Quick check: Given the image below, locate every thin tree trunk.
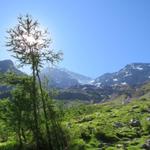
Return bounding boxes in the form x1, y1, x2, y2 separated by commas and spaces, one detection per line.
18, 111, 23, 149
36, 69, 53, 150
21, 128, 27, 143
48, 104, 64, 150
48, 95, 68, 150
32, 62, 40, 150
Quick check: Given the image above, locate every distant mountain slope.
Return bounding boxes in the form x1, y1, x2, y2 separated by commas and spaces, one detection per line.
61, 68, 92, 84
93, 63, 150, 88
0, 59, 23, 75
1, 60, 150, 102
0, 59, 25, 99
57, 63, 150, 102
40, 67, 92, 88
56, 84, 114, 102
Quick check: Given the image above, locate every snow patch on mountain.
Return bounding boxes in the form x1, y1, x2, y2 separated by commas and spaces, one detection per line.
93, 63, 150, 88
124, 71, 132, 77
95, 82, 101, 87
40, 67, 93, 88
136, 66, 143, 70
113, 78, 118, 82
121, 82, 127, 85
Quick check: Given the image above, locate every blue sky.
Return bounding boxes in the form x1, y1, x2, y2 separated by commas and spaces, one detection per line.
0, 0, 150, 78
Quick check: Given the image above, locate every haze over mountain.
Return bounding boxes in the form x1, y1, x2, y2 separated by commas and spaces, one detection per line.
40, 67, 92, 89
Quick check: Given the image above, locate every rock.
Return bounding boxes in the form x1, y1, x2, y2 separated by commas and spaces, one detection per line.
113, 122, 123, 128
141, 139, 150, 150
141, 108, 150, 113
117, 144, 122, 148
130, 119, 141, 127
123, 97, 131, 104
146, 117, 150, 121
132, 105, 139, 109
111, 113, 117, 117
66, 122, 72, 128
77, 116, 94, 123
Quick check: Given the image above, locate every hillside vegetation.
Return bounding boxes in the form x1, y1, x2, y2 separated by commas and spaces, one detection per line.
63, 98, 150, 150
0, 74, 150, 149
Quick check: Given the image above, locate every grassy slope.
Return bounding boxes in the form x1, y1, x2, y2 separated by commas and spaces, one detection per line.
64, 98, 150, 150
0, 97, 149, 149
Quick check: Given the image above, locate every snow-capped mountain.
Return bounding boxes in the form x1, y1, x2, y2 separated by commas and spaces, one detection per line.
93, 63, 150, 88
40, 67, 92, 88
61, 68, 92, 84
1, 60, 150, 102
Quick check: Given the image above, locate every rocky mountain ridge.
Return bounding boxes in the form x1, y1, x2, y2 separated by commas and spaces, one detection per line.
40, 67, 92, 88
93, 63, 150, 88
1, 60, 150, 102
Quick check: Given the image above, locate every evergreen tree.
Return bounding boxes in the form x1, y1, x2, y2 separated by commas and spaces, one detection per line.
6, 14, 68, 150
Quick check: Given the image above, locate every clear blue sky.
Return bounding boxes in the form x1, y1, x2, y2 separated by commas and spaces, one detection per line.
0, 0, 150, 78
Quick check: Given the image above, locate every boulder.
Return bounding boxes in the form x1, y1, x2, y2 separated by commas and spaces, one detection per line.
130, 119, 141, 127
146, 117, 150, 121
141, 139, 150, 150
113, 122, 123, 128
132, 105, 139, 109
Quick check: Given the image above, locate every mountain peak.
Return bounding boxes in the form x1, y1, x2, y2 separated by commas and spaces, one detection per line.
124, 62, 150, 68
94, 62, 150, 88
40, 67, 92, 88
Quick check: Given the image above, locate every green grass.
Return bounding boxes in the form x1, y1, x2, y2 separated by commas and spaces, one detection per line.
0, 97, 149, 149
0, 141, 18, 150
64, 98, 150, 149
